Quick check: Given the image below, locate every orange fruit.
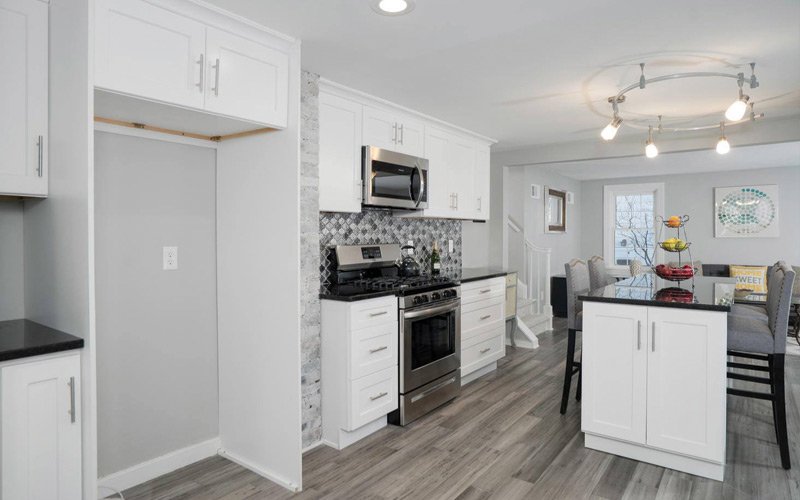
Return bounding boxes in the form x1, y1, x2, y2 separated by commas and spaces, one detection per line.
668, 216, 681, 227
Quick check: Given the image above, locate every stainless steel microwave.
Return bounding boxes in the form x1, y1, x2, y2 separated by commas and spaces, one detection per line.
362, 146, 428, 210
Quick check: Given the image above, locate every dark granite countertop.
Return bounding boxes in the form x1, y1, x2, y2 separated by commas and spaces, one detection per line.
0, 319, 84, 362
319, 286, 400, 302
455, 267, 513, 283
579, 274, 736, 312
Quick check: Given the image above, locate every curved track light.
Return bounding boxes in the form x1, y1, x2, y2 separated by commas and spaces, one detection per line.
601, 116, 623, 141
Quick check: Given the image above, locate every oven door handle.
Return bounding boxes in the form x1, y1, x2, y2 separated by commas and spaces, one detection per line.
402, 300, 459, 320
413, 163, 425, 208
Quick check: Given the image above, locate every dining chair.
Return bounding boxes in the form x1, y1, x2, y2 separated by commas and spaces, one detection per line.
588, 255, 613, 290
730, 261, 783, 320
726, 262, 796, 469
561, 259, 589, 415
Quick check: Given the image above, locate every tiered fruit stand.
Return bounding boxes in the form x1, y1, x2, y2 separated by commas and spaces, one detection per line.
652, 215, 696, 301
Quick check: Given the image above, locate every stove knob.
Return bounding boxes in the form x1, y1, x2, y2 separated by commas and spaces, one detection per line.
442, 290, 452, 298
431, 292, 441, 300
421, 294, 430, 303
413, 296, 423, 305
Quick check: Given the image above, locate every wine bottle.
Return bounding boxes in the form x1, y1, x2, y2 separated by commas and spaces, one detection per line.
431, 241, 441, 276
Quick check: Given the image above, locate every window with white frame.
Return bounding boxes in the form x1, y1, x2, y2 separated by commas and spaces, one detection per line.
603, 183, 665, 268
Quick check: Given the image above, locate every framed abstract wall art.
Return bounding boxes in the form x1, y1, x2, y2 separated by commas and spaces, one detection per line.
714, 185, 779, 238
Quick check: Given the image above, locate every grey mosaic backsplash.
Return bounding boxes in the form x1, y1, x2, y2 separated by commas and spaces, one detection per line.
320, 210, 462, 285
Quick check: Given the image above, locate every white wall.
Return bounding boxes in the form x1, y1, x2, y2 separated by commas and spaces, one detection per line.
94, 132, 219, 477
579, 166, 800, 266
0, 200, 24, 321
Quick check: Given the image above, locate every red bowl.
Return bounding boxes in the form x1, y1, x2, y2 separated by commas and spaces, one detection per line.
654, 266, 694, 282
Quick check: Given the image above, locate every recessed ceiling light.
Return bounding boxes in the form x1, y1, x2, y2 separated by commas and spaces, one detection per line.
370, 0, 415, 16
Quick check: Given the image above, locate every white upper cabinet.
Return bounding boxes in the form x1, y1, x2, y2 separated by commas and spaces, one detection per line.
449, 136, 476, 218
204, 27, 289, 127
362, 106, 425, 157
422, 127, 453, 216
95, 0, 290, 128
2, 354, 82, 500
474, 144, 491, 220
95, 0, 206, 109
0, 0, 48, 197
319, 92, 363, 213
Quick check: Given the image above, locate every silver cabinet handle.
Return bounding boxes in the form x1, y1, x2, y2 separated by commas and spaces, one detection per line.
455, 192, 459, 210
37, 135, 43, 177
480, 347, 491, 354
450, 193, 454, 209
651, 323, 656, 352
477, 196, 482, 211
369, 346, 388, 353
196, 54, 204, 92
637, 320, 641, 350
392, 123, 397, 143
355, 180, 362, 201
399, 124, 404, 145
480, 315, 492, 320
68, 376, 76, 423
370, 392, 388, 401
212, 58, 220, 96
369, 311, 388, 317
480, 289, 491, 294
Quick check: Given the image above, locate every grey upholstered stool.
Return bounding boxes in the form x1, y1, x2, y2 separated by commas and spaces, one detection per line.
727, 262, 796, 469
729, 261, 783, 321
561, 259, 590, 415
588, 255, 614, 290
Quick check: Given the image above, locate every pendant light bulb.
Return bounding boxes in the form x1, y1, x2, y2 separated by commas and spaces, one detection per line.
601, 116, 623, 141
378, 0, 408, 12
725, 84, 749, 121
716, 122, 730, 154
645, 126, 658, 158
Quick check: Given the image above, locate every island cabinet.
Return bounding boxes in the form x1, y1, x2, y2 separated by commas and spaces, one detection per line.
581, 302, 727, 480
460, 277, 506, 384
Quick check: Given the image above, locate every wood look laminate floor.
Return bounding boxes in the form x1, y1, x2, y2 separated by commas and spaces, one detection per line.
122, 318, 800, 500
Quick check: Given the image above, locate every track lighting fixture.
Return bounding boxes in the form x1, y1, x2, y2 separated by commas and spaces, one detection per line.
716, 122, 730, 154
725, 80, 750, 121
601, 116, 622, 141
645, 126, 658, 158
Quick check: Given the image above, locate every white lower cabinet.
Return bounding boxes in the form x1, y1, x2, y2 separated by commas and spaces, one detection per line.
460, 277, 506, 382
322, 296, 399, 449
2, 353, 82, 500
582, 302, 727, 480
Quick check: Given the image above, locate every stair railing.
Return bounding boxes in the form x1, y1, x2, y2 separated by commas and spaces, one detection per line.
507, 215, 551, 316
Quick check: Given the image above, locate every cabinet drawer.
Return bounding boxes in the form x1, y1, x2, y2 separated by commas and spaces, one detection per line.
348, 366, 398, 430
462, 300, 504, 341
349, 322, 397, 380
461, 278, 505, 305
462, 325, 505, 350
349, 296, 397, 330
461, 333, 505, 376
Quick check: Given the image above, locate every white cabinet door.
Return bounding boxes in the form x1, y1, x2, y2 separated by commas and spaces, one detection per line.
0, 0, 47, 197
646, 308, 727, 462
582, 302, 648, 445
204, 27, 289, 127
362, 106, 398, 151
422, 127, 452, 216
319, 92, 363, 213
474, 144, 491, 220
395, 117, 424, 157
95, 0, 206, 110
450, 137, 476, 218
2, 354, 82, 500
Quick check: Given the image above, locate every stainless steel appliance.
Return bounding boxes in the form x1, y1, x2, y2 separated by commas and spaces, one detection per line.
362, 146, 428, 210
325, 244, 460, 426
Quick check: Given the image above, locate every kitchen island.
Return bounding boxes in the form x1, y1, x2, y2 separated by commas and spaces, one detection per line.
579, 274, 736, 481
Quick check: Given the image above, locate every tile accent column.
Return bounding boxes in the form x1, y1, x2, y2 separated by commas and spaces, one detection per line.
300, 71, 322, 448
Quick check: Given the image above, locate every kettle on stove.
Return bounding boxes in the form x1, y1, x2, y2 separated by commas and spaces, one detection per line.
396, 245, 422, 277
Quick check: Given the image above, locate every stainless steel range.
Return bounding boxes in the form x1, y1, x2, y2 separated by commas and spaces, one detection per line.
327, 243, 461, 426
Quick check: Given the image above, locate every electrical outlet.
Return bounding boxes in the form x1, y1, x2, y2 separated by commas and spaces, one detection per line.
448, 240, 454, 253
407, 240, 414, 255
163, 246, 178, 270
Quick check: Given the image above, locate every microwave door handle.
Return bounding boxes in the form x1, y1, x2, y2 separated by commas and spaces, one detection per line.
413, 164, 424, 208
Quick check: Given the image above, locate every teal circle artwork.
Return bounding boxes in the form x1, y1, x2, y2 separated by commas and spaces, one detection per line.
717, 188, 776, 235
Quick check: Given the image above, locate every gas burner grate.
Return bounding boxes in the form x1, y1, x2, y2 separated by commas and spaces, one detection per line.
348, 276, 455, 291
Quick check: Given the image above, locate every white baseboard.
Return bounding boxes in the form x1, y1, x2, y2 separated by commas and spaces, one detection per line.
217, 449, 300, 493
98, 437, 220, 496
461, 362, 497, 385
302, 440, 324, 454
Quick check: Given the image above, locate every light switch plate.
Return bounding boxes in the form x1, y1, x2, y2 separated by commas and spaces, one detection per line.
163, 246, 178, 270
448, 240, 454, 253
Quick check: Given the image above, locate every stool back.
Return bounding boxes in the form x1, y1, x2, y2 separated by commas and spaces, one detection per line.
565, 259, 590, 331
767, 262, 796, 354
588, 256, 611, 290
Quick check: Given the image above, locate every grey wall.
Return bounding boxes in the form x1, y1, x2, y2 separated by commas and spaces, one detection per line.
95, 132, 218, 477
579, 166, 800, 266
521, 167, 582, 276
0, 200, 24, 321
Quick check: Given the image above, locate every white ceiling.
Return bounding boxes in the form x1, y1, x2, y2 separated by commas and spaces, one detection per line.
537, 141, 800, 180
205, 0, 800, 150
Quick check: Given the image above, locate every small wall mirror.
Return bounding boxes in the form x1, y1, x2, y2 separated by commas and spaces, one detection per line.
545, 187, 567, 233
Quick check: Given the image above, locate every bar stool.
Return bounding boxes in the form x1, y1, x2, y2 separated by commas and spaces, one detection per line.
727, 262, 796, 469
561, 259, 589, 414
588, 255, 613, 290
730, 261, 782, 321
